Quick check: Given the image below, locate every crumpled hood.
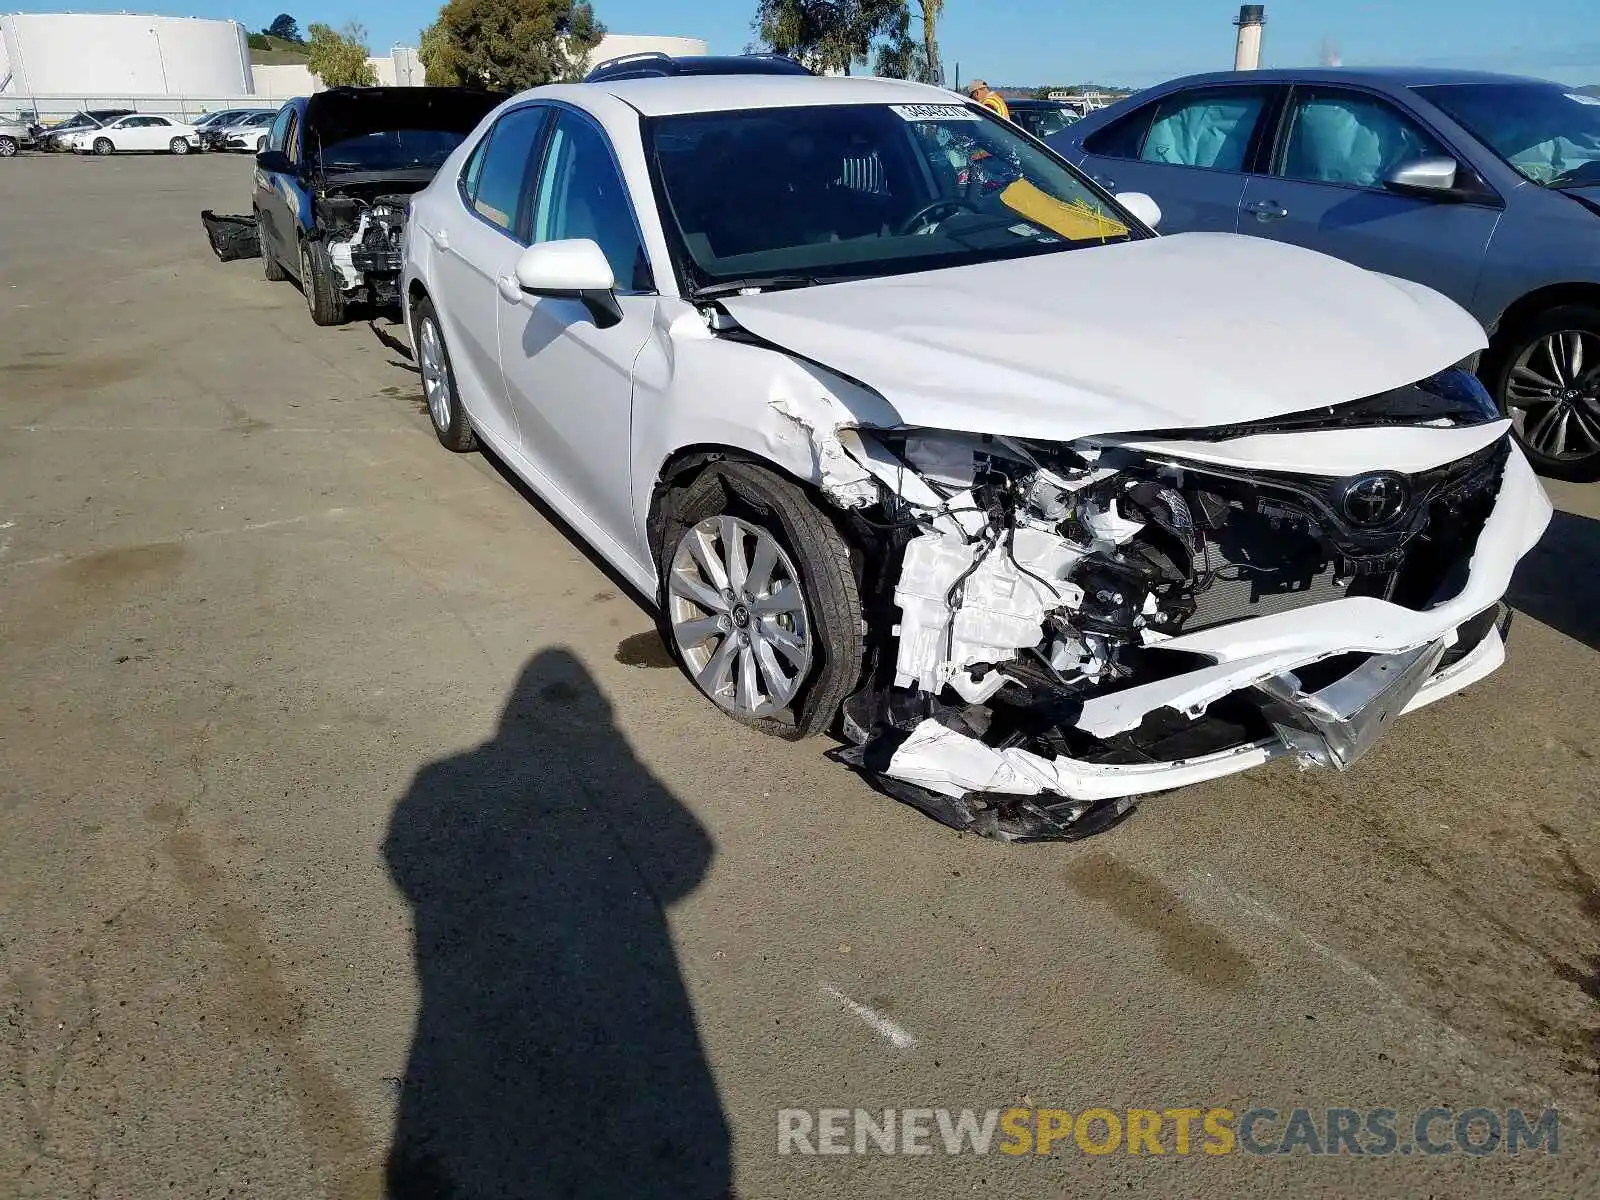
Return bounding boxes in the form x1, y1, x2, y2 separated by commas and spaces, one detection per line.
720, 232, 1488, 441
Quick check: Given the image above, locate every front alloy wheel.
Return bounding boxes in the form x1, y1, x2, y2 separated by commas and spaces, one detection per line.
93, 138, 113, 156
669, 515, 814, 719
1499, 309, 1600, 480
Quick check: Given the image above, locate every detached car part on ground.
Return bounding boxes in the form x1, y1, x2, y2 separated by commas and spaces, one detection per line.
399, 76, 1553, 842
254, 87, 506, 326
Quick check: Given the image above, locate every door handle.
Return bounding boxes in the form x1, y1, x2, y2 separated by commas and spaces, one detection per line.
496, 275, 525, 304
1246, 199, 1289, 221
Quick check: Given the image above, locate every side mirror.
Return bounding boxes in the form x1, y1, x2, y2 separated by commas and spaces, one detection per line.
513, 239, 622, 328
1383, 156, 1459, 197
1116, 191, 1162, 230
256, 148, 293, 175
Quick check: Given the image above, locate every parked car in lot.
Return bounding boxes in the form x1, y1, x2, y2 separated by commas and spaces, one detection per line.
1054, 69, 1600, 480
62, 113, 200, 156
1005, 98, 1081, 140
399, 74, 1551, 840
38, 108, 135, 151
195, 108, 276, 150
206, 110, 279, 153
254, 87, 507, 324
0, 113, 35, 156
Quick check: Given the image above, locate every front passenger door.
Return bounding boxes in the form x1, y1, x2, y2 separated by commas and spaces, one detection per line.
500, 108, 657, 554
1237, 87, 1501, 307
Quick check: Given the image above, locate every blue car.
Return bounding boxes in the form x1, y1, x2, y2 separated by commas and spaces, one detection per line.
1053, 69, 1600, 479
254, 87, 504, 326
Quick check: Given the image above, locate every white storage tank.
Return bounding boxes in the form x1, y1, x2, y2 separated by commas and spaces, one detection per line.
0, 13, 253, 95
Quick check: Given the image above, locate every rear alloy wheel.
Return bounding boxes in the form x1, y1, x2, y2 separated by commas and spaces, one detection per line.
0, 136, 17, 158
258, 214, 287, 281
658, 462, 863, 739
413, 297, 476, 452
299, 238, 346, 327
1495, 305, 1600, 481
93, 138, 113, 156
169, 137, 189, 155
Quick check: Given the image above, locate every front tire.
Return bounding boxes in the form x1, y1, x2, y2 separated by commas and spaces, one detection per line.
93, 138, 113, 156
299, 238, 346, 327
412, 297, 476, 452
0, 136, 17, 158
1491, 304, 1600, 482
656, 462, 863, 740
169, 137, 189, 155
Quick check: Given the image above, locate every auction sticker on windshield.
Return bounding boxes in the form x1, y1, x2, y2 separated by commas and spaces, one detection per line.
891, 104, 982, 122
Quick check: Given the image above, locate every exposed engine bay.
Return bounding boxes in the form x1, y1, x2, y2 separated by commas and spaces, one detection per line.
791, 371, 1527, 842
315, 186, 417, 307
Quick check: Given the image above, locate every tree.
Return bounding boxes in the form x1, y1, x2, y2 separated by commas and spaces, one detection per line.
265, 13, 302, 43
915, 0, 942, 86
419, 0, 606, 91
306, 22, 377, 88
752, 0, 907, 76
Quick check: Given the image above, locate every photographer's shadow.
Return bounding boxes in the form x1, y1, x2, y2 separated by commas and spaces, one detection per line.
383, 649, 729, 1198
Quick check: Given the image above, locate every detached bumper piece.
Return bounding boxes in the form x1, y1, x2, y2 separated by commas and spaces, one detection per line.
199, 211, 261, 262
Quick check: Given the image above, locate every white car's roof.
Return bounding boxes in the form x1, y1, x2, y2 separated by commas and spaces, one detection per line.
539, 74, 964, 118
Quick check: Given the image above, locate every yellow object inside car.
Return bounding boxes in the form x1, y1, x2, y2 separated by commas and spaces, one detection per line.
999, 179, 1130, 243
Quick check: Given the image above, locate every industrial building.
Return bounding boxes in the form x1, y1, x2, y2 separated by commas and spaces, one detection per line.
0, 12, 252, 95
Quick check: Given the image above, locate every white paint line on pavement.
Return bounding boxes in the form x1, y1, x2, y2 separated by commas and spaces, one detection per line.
820, 984, 918, 1051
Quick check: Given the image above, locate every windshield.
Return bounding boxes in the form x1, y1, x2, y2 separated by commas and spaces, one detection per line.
1420, 82, 1600, 187
647, 102, 1136, 293
319, 128, 472, 172
1012, 104, 1080, 139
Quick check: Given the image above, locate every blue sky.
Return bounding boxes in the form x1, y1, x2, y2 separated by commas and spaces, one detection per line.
15, 1, 1600, 85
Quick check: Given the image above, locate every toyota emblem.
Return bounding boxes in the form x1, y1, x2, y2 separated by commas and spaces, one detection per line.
1339, 473, 1410, 527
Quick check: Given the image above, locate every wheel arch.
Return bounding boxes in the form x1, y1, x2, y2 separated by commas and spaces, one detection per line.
1488, 283, 1600, 351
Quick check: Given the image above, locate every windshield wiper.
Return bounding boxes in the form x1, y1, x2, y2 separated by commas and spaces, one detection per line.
690, 275, 823, 301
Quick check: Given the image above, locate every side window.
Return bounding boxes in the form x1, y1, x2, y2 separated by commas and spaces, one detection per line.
466, 106, 551, 236
147, 117, 172, 127
531, 112, 651, 292
460, 133, 491, 202
1140, 88, 1267, 171
1276, 89, 1447, 188
284, 111, 300, 162
267, 105, 294, 153
1083, 105, 1156, 160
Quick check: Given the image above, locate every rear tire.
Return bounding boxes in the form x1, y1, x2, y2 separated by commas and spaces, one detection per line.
655, 461, 863, 740
93, 138, 113, 156
0, 136, 17, 158
169, 137, 189, 155
258, 214, 287, 281
412, 297, 476, 452
299, 238, 346, 327
1489, 303, 1600, 482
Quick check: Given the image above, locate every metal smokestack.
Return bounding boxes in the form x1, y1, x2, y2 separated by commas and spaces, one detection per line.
1234, 4, 1266, 71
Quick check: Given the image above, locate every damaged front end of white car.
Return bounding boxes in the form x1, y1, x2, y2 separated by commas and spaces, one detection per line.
763, 374, 1550, 842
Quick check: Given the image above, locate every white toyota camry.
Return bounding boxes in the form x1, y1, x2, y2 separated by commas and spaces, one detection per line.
400, 74, 1552, 841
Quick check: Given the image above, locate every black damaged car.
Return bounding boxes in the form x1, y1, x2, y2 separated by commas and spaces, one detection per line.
254, 87, 505, 325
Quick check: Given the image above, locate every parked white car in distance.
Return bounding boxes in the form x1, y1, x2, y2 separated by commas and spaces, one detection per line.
213, 110, 278, 153
399, 74, 1553, 841
64, 114, 200, 155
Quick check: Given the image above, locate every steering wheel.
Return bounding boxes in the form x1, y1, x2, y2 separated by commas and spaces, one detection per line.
897, 197, 980, 235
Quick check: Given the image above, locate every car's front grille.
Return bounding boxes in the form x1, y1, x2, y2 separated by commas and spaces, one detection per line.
1174, 438, 1508, 633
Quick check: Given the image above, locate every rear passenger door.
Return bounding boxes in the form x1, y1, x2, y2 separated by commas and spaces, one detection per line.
431, 103, 553, 450
255, 105, 299, 263
1074, 84, 1278, 233
1237, 86, 1501, 307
